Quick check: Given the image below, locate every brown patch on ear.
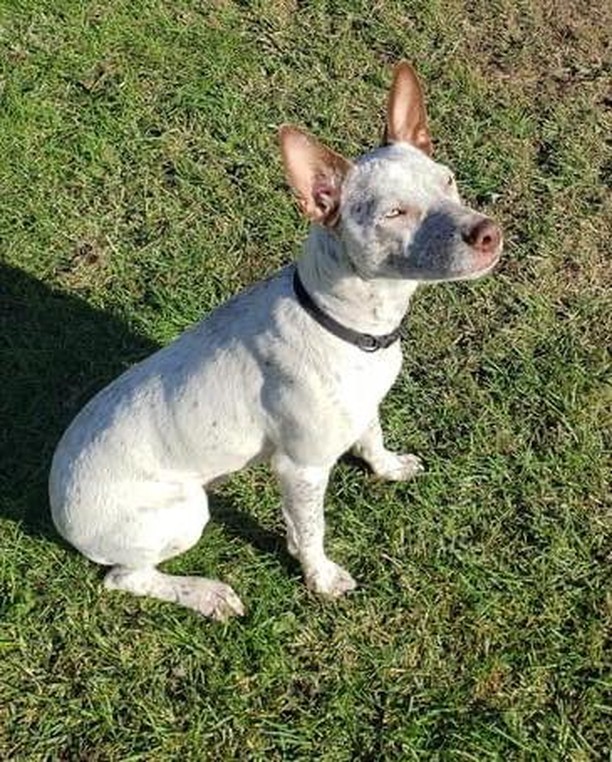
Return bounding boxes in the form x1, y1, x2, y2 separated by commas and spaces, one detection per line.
385, 61, 433, 156
279, 125, 352, 226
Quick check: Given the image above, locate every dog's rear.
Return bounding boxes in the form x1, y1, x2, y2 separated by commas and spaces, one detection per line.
50, 62, 502, 619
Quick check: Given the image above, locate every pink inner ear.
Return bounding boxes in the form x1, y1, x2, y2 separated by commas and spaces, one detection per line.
313, 180, 337, 213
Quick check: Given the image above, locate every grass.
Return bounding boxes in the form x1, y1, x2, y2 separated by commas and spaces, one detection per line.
1, 0, 610, 758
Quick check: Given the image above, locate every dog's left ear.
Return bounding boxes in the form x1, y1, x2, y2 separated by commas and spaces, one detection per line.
385, 61, 433, 156
279, 125, 352, 227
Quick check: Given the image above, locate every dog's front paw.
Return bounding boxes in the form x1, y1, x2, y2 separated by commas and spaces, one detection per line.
374, 452, 424, 482
306, 560, 357, 599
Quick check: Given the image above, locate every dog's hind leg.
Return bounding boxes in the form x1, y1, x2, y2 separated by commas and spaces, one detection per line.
99, 484, 244, 620
352, 414, 424, 482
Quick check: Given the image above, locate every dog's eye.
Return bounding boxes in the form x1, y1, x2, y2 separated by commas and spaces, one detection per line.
385, 207, 404, 219
446, 175, 455, 186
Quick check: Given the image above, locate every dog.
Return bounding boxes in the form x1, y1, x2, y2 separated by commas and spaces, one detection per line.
49, 62, 502, 620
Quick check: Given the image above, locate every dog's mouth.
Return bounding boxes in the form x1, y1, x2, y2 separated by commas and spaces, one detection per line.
423, 239, 502, 283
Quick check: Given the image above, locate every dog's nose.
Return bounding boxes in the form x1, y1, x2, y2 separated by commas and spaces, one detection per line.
462, 218, 502, 254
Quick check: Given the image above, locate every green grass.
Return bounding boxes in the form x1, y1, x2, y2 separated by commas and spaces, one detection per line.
1, 0, 610, 758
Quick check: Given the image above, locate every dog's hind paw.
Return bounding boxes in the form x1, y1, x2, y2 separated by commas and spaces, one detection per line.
374, 452, 424, 482
189, 580, 245, 621
104, 567, 245, 621
306, 560, 357, 599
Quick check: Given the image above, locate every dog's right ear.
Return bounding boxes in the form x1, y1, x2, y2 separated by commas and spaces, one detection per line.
279, 125, 352, 227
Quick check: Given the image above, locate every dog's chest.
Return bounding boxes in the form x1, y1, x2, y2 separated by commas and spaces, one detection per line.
331, 346, 401, 417
266, 332, 403, 459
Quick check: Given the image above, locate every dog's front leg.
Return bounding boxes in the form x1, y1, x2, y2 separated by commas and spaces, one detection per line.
352, 414, 424, 481
272, 452, 356, 598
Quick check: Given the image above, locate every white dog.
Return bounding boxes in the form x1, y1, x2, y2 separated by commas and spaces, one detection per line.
50, 62, 502, 619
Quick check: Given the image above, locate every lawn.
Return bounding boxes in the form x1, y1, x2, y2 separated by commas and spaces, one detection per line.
1, 0, 610, 759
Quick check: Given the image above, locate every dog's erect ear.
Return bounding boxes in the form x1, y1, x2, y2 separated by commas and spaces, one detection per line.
279, 125, 352, 227
385, 61, 432, 156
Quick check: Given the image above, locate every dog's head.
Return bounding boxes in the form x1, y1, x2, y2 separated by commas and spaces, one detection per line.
280, 62, 502, 283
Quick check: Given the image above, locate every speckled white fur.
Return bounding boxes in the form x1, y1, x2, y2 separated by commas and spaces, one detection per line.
49, 63, 502, 618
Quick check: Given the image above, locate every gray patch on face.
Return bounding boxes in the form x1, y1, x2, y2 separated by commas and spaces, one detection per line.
348, 196, 376, 227
384, 207, 477, 281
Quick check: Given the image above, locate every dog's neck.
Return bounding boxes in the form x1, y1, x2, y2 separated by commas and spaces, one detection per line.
296, 226, 419, 335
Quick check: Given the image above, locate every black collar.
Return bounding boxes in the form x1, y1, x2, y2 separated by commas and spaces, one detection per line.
292, 268, 403, 352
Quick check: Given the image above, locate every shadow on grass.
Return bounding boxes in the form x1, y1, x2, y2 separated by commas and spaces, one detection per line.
0, 264, 291, 570
210, 494, 298, 577
0, 263, 157, 540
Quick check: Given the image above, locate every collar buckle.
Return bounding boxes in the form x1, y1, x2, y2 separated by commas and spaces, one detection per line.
357, 334, 381, 352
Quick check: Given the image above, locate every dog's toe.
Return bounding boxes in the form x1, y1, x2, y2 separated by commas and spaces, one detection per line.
199, 582, 245, 621
376, 452, 424, 481
164, 576, 245, 620
306, 560, 357, 599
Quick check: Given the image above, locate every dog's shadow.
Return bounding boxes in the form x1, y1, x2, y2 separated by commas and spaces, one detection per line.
208, 493, 297, 575
0, 264, 157, 538
0, 264, 288, 563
